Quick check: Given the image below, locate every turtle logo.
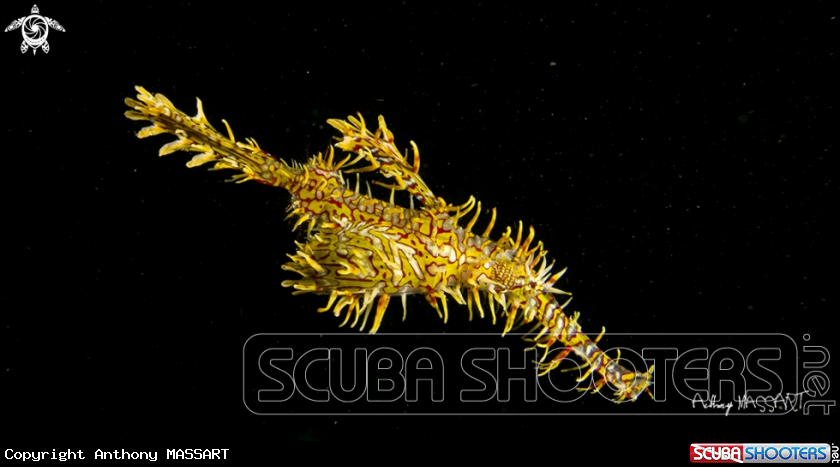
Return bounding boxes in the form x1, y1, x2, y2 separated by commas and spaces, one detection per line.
4, 5, 65, 55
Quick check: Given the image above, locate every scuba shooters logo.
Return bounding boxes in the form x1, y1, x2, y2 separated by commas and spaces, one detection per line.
690, 443, 832, 463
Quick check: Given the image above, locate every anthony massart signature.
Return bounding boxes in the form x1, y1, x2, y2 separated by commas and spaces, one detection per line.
691, 390, 814, 416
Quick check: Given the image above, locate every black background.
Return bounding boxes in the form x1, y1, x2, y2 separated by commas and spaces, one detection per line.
3, 0, 836, 456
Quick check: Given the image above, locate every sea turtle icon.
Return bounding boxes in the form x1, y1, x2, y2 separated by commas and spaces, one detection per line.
4, 5, 65, 54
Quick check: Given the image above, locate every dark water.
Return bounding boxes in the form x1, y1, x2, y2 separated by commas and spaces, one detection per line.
4, 1, 835, 455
